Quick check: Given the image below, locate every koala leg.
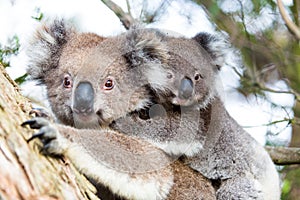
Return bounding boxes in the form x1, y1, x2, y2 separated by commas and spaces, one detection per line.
216, 176, 264, 200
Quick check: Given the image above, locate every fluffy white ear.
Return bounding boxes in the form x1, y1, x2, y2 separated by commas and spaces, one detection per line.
192, 32, 232, 70
124, 29, 169, 67
26, 19, 74, 83
124, 29, 172, 94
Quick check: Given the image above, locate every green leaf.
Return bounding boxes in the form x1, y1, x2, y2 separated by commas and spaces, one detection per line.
14, 73, 27, 85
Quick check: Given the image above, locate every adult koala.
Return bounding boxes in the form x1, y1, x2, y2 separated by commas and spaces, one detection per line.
23, 19, 216, 200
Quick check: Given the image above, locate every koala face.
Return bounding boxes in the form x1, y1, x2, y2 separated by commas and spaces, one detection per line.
27, 21, 165, 128
141, 33, 224, 108
27, 20, 106, 126
164, 37, 218, 108
54, 34, 110, 126
55, 38, 153, 128
69, 42, 153, 128
65, 31, 174, 128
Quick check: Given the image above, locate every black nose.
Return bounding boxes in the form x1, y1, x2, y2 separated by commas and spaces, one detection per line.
73, 81, 94, 114
178, 77, 193, 99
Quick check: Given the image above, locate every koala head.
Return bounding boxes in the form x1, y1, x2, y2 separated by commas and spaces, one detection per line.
128, 29, 230, 108
27, 20, 168, 128
27, 19, 104, 127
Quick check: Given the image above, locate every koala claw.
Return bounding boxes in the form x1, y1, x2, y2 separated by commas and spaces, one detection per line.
26, 131, 46, 143
22, 118, 65, 155
21, 117, 51, 129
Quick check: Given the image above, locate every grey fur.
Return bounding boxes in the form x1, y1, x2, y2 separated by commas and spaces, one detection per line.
26, 19, 216, 200
112, 29, 281, 199
27, 19, 280, 199
23, 117, 216, 200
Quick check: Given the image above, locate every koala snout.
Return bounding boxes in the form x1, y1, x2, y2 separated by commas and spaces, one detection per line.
73, 81, 94, 115
178, 77, 193, 99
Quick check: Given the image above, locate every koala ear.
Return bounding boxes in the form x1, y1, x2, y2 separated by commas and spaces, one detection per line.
26, 19, 74, 83
124, 29, 169, 67
193, 32, 230, 70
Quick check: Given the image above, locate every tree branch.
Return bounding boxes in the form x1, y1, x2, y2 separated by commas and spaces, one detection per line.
277, 0, 300, 40
100, 0, 135, 29
266, 146, 300, 165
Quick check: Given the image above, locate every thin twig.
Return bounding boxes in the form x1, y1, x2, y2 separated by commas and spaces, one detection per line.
229, 64, 243, 78
231, 64, 300, 102
259, 85, 295, 95
140, 0, 172, 24
126, 0, 132, 16
242, 118, 292, 128
277, 0, 300, 39
100, 0, 135, 29
258, 84, 300, 102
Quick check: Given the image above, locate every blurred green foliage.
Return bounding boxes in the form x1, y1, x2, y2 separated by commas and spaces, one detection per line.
0, 35, 20, 68
281, 179, 292, 199
281, 166, 300, 199
196, 0, 299, 95
0, 7, 43, 84
32, 7, 43, 21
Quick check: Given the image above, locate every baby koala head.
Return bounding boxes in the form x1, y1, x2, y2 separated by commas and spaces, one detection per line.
138, 30, 230, 108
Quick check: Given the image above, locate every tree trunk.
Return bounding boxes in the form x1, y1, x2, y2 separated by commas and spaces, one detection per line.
0, 64, 99, 200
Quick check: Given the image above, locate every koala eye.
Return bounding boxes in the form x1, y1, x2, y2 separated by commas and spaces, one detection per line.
167, 72, 173, 79
63, 74, 73, 88
194, 73, 203, 81
103, 78, 114, 90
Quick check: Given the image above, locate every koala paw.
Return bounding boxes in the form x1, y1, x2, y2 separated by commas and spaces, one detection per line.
22, 118, 68, 155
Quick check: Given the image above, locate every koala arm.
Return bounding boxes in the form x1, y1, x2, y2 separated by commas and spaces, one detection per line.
63, 130, 175, 200
23, 118, 174, 200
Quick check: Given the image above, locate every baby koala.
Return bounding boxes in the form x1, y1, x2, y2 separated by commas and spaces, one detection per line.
111, 29, 281, 199
24, 19, 216, 200
112, 29, 221, 155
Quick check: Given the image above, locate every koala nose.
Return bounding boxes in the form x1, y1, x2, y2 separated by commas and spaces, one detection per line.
178, 77, 193, 99
73, 81, 94, 114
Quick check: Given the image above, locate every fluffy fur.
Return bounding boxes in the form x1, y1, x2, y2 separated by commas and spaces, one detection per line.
112, 29, 281, 199
25, 19, 216, 200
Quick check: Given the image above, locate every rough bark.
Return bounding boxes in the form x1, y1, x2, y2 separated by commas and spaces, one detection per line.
0, 64, 99, 200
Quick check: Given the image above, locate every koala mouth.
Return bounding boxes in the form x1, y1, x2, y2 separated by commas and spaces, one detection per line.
72, 106, 113, 128
72, 108, 103, 129
95, 109, 112, 126
72, 109, 103, 129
